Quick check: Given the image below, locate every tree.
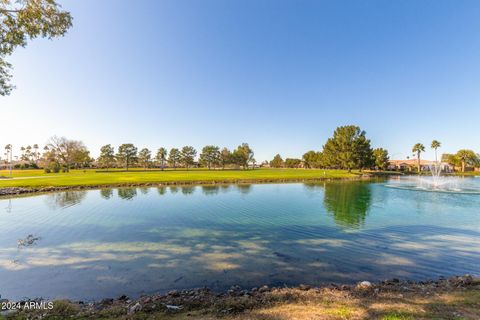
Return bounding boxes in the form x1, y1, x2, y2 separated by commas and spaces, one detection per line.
168, 148, 181, 170
138, 148, 152, 170
97, 144, 115, 170
199, 145, 220, 169
431, 140, 441, 163
455, 149, 478, 173
0, 0, 73, 95
155, 147, 167, 170
270, 154, 284, 168
285, 158, 302, 168
180, 146, 197, 170
412, 143, 425, 173
233, 143, 254, 169
47, 136, 90, 171
302, 151, 323, 168
373, 148, 389, 170
4, 144, 12, 176
322, 125, 373, 172
442, 153, 460, 171
116, 143, 137, 171
32, 144, 39, 162
220, 147, 232, 169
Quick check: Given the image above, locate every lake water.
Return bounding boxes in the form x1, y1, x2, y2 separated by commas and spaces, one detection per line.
0, 177, 479, 300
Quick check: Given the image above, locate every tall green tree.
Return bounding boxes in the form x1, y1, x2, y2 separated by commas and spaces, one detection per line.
372, 148, 389, 170
97, 144, 115, 170
412, 143, 425, 173
180, 146, 197, 170
285, 158, 301, 168
322, 125, 373, 172
116, 143, 137, 171
233, 143, 254, 169
199, 145, 220, 169
168, 148, 181, 170
455, 149, 478, 173
302, 150, 323, 168
220, 147, 232, 169
269, 154, 284, 168
155, 147, 167, 170
431, 140, 441, 162
0, 0, 73, 95
138, 148, 152, 170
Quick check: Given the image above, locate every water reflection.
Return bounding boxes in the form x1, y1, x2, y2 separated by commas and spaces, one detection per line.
157, 187, 167, 196
181, 186, 195, 195
100, 189, 113, 199
323, 182, 372, 228
46, 191, 87, 209
117, 188, 137, 200
237, 184, 252, 194
202, 185, 220, 195
139, 187, 150, 195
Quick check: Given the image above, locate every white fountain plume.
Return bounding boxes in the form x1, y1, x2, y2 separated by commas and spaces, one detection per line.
429, 160, 443, 187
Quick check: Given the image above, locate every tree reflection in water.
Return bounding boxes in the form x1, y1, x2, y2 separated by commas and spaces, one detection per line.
157, 187, 167, 196
117, 188, 137, 200
100, 189, 113, 199
202, 185, 220, 196
46, 191, 87, 209
323, 182, 372, 228
237, 184, 252, 195
139, 187, 150, 195
181, 186, 195, 195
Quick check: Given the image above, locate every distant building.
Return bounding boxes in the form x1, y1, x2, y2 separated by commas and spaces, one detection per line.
388, 159, 453, 172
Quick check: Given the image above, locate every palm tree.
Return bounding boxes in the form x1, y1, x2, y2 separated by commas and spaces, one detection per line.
156, 147, 167, 171
412, 143, 425, 173
431, 140, 441, 163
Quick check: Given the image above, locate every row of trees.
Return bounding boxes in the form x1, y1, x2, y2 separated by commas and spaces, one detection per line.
97, 143, 255, 170
269, 155, 302, 168
270, 126, 389, 171
411, 140, 480, 173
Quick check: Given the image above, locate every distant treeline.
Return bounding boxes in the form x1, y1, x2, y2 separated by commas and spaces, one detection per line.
4, 125, 478, 173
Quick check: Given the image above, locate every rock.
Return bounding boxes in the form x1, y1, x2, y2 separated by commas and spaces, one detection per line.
165, 304, 183, 311
128, 302, 142, 314
298, 284, 311, 291
118, 295, 128, 301
356, 281, 373, 290
168, 290, 179, 297
259, 285, 270, 293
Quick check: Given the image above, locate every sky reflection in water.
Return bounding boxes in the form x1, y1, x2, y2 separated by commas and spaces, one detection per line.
0, 178, 479, 300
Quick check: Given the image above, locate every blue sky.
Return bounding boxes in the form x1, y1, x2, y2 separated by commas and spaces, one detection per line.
2, 0, 480, 161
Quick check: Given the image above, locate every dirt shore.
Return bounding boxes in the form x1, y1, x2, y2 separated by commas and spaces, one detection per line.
2, 275, 479, 320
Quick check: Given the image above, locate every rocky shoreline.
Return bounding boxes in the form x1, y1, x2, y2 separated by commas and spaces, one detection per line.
2, 275, 479, 319
0, 175, 377, 197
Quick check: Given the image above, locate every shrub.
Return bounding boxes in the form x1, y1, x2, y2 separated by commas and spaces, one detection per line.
44, 168, 51, 173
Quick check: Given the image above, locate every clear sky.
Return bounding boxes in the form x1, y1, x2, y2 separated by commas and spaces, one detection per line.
2, 0, 480, 161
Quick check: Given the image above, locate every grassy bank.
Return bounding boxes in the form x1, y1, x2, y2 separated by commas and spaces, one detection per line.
3, 276, 479, 320
0, 168, 362, 189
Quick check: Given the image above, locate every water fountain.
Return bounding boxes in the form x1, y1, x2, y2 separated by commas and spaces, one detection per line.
385, 161, 480, 194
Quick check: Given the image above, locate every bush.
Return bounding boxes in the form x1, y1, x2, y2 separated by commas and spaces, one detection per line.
44, 168, 51, 173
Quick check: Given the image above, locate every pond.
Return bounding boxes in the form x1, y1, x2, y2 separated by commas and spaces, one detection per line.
0, 177, 479, 300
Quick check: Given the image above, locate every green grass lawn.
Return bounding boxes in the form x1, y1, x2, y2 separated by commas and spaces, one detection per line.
0, 168, 360, 188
